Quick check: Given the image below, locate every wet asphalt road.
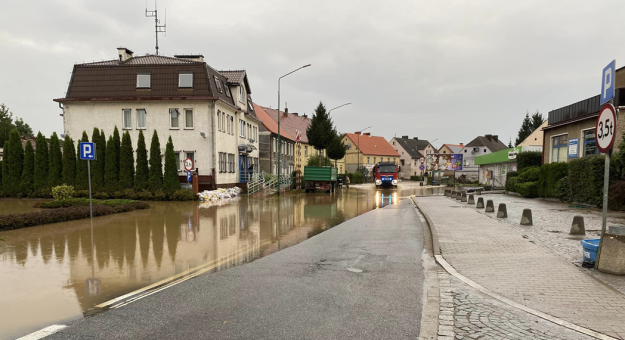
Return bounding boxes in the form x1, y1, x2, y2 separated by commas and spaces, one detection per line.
47, 199, 424, 340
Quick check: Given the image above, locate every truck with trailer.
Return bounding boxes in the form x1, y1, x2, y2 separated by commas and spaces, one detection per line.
303, 166, 338, 193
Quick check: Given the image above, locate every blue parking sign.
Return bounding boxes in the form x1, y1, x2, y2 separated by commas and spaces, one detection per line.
601, 60, 616, 105
80, 142, 96, 160
186, 171, 192, 182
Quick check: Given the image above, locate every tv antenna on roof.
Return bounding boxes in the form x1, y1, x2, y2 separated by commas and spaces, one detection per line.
145, 0, 166, 55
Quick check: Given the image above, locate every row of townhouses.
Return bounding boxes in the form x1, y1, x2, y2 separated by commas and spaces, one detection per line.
54, 47, 320, 190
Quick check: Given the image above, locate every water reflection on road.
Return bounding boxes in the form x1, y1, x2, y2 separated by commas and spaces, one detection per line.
0, 184, 442, 339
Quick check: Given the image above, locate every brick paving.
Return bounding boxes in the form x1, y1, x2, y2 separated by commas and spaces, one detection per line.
438, 270, 595, 340
414, 196, 625, 340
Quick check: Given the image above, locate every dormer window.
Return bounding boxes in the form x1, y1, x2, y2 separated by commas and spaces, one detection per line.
178, 72, 193, 88
215, 76, 223, 93
137, 73, 151, 89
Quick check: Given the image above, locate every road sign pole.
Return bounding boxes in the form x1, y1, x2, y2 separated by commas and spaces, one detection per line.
596, 107, 618, 269
87, 159, 93, 219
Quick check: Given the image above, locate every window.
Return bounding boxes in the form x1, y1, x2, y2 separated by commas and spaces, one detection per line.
225, 85, 231, 97
247, 123, 251, 140
388, 157, 390, 162
367, 157, 370, 164
137, 74, 150, 88
185, 109, 193, 128
239, 86, 244, 103
483, 149, 487, 152
170, 109, 179, 129
175, 152, 180, 171
464, 149, 467, 153
273, 138, 277, 153
551, 134, 568, 163
254, 126, 258, 141
229, 154, 235, 173
217, 111, 221, 131
122, 109, 132, 129
186, 152, 194, 169
178, 72, 193, 88
374, 157, 376, 164
305, 146, 308, 156
215, 76, 223, 93
230, 116, 234, 134
137, 109, 146, 129
219, 152, 226, 172
582, 129, 597, 156
240, 120, 246, 137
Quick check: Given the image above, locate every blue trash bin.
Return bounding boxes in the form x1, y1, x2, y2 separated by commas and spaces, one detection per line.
580, 239, 600, 265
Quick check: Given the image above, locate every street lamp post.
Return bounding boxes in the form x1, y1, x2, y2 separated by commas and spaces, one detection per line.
356, 126, 371, 174
328, 102, 351, 116
277, 64, 311, 196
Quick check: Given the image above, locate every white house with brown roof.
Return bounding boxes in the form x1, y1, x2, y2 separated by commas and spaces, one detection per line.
54, 47, 260, 189
457, 134, 508, 181
390, 136, 436, 178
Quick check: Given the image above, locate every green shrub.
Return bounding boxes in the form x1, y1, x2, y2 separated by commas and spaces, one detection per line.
172, 189, 199, 201
517, 151, 542, 172
517, 166, 540, 183
94, 192, 110, 199
52, 185, 75, 200
306, 154, 333, 167
73, 190, 89, 198
0, 202, 150, 231
556, 176, 571, 202
505, 177, 517, 192
346, 172, 364, 184
136, 189, 153, 200
410, 175, 424, 181
153, 190, 167, 201
37, 198, 137, 209
515, 181, 538, 198
506, 171, 518, 179
567, 156, 618, 206
608, 181, 625, 211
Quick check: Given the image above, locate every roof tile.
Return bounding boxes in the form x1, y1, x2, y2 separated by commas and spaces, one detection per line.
345, 133, 399, 157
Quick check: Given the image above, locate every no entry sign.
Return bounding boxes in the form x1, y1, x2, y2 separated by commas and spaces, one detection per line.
596, 104, 617, 153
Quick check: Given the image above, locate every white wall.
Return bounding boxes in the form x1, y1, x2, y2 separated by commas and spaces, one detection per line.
63, 101, 213, 176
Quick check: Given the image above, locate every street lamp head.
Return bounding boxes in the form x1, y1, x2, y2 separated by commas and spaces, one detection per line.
303, 64, 311, 68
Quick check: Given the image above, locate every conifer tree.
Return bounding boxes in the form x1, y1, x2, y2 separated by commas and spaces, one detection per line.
306, 102, 335, 156
119, 131, 134, 189
34, 132, 49, 192
91, 128, 104, 191
163, 136, 179, 197
20, 140, 35, 195
326, 133, 346, 167
113, 126, 121, 179
4, 129, 24, 196
75, 131, 89, 190
134, 130, 149, 190
0, 156, 4, 194
104, 135, 118, 192
1, 141, 9, 194
148, 130, 163, 191
48, 132, 63, 187
62, 135, 76, 186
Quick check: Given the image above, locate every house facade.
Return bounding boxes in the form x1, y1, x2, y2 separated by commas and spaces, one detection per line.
338, 132, 399, 174
54, 47, 260, 189
458, 135, 508, 181
475, 145, 542, 187
438, 143, 464, 155
253, 104, 295, 175
390, 136, 435, 178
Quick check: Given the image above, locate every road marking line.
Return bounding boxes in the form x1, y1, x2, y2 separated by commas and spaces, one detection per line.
16, 325, 66, 340
97, 257, 231, 309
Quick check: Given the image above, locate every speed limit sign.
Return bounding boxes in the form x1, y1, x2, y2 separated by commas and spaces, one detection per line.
596, 104, 617, 153
184, 158, 194, 171
419, 157, 425, 164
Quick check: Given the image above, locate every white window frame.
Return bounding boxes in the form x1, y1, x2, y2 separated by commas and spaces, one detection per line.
217, 111, 221, 131
230, 116, 234, 135
122, 109, 132, 129
137, 73, 151, 89
184, 109, 194, 129
136, 109, 147, 129
239, 119, 246, 138
170, 108, 180, 129
175, 152, 180, 171
239, 86, 244, 103
215, 76, 223, 93
178, 72, 193, 88
550, 133, 568, 163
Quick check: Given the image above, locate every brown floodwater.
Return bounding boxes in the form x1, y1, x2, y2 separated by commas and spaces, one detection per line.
0, 184, 442, 339
0, 199, 51, 215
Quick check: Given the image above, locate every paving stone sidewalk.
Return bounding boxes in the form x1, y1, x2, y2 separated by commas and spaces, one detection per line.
437, 270, 596, 340
414, 196, 625, 340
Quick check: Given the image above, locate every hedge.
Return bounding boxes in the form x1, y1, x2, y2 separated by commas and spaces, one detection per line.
515, 181, 538, 198
36, 198, 138, 209
505, 177, 517, 192
537, 162, 569, 198
0, 202, 150, 231
568, 156, 617, 206
347, 172, 364, 184
410, 175, 424, 181
608, 181, 625, 211
516, 151, 542, 172
517, 166, 540, 183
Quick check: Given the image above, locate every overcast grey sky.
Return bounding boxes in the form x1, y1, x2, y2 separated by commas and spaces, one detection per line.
1, 0, 624, 148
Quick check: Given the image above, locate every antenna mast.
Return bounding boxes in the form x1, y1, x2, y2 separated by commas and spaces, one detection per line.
145, 0, 166, 55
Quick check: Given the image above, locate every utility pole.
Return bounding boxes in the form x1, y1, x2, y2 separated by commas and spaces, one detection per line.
145, 1, 167, 55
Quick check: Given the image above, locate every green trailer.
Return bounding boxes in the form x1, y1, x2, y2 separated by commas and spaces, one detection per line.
304, 166, 338, 193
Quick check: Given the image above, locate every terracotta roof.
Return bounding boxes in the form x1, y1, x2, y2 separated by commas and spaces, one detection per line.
392, 137, 431, 159
253, 103, 294, 141
260, 106, 311, 143
345, 133, 399, 157
440, 144, 464, 153
464, 135, 508, 152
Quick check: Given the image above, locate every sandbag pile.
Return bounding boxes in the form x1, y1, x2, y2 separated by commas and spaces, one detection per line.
198, 187, 242, 203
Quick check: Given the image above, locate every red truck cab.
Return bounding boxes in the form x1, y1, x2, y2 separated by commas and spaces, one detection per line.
373, 162, 399, 188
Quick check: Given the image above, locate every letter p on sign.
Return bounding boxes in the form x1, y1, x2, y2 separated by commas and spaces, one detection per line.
601, 60, 616, 105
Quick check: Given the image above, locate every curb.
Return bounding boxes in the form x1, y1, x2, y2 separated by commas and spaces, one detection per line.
411, 196, 619, 340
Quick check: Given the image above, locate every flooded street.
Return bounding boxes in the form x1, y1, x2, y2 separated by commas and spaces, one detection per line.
0, 184, 442, 339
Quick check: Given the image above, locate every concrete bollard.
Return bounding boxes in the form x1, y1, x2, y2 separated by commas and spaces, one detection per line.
456, 191, 463, 200
476, 189, 482, 195
570, 216, 586, 235
476, 197, 484, 209
445, 190, 450, 197
468, 194, 475, 204
520, 209, 533, 225
451, 191, 456, 198
497, 203, 507, 218
461, 193, 467, 202
485, 200, 495, 212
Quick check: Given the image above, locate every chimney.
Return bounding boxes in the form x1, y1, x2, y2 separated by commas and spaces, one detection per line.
303, 114, 307, 118
459, 143, 463, 146
292, 112, 298, 116
284, 107, 289, 115
413, 137, 419, 140
174, 54, 205, 62
117, 47, 134, 62
364, 132, 371, 136
485, 134, 492, 141
492, 135, 499, 142
354, 131, 361, 135
402, 135, 408, 139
